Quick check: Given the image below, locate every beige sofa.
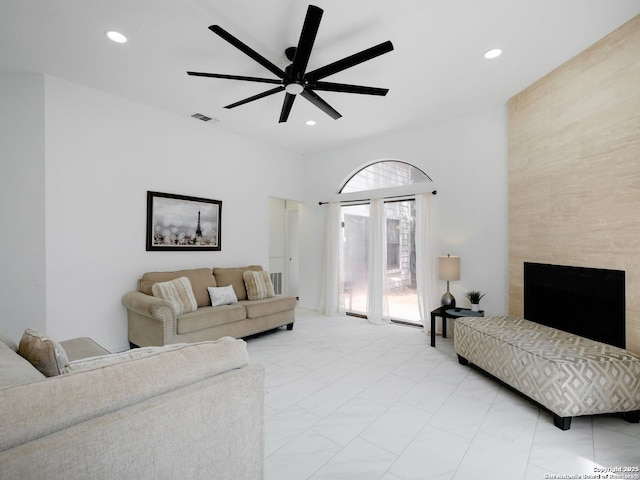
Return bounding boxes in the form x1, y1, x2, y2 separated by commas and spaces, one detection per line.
0, 332, 264, 480
122, 265, 296, 347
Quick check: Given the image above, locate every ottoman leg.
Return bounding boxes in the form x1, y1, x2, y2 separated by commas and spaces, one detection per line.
623, 411, 640, 424
553, 414, 572, 430
457, 355, 469, 366
286, 323, 294, 331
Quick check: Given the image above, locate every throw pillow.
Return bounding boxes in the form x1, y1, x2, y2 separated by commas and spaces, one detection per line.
63, 337, 246, 375
151, 276, 198, 315
18, 328, 69, 377
63, 343, 188, 374
212, 266, 263, 301
243, 270, 275, 301
207, 285, 238, 306
140, 268, 216, 308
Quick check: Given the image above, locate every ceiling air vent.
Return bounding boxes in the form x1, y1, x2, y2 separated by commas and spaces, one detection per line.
191, 113, 213, 122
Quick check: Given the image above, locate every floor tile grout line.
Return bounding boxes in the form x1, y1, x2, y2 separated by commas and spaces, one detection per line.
522, 410, 545, 479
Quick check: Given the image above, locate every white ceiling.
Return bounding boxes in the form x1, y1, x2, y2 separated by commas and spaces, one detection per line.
2, 1, 639, 156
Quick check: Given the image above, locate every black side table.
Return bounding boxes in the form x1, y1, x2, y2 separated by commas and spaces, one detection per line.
430, 306, 484, 347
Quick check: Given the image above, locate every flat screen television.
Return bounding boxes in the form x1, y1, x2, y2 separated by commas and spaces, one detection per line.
523, 262, 625, 348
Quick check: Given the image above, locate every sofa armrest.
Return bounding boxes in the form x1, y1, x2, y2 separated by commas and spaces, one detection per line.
122, 291, 177, 346
122, 291, 176, 320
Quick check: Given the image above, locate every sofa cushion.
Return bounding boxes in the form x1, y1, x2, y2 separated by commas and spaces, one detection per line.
17, 328, 69, 377
241, 296, 298, 319
243, 270, 275, 300
140, 268, 217, 307
213, 266, 262, 301
152, 276, 198, 315
0, 340, 45, 388
59, 337, 111, 362
177, 304, 247, 335
208, 285, 238, 307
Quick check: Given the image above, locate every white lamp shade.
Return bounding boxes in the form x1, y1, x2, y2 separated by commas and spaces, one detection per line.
438, 255, 460, 281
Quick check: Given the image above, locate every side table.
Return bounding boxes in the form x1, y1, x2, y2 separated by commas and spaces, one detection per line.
430, 306, 484, 347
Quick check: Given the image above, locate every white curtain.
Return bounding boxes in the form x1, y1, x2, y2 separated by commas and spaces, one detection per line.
366, 199, 390, 324
415, 193, 438, 334
320, 202, 341, 316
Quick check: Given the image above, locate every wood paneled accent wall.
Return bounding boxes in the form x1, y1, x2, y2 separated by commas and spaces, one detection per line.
508, 15, 640, 355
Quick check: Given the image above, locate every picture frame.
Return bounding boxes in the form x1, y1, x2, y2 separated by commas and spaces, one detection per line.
146, 191, 222, 251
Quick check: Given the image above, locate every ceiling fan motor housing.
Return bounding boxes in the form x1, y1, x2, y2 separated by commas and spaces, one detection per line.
285, 46, 297, 62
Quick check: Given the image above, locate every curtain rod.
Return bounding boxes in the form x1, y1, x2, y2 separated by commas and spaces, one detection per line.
319, 190, 437, 206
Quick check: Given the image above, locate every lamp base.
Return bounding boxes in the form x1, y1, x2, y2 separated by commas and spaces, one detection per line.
441, 292, 456, 308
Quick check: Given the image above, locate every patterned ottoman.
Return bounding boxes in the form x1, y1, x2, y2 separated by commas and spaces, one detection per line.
454, 315, 640, 430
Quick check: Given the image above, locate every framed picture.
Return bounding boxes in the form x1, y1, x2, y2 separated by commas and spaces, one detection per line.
146, 191, 222, 251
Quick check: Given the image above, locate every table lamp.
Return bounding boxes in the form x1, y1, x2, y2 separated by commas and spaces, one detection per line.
438, 254, 460, 308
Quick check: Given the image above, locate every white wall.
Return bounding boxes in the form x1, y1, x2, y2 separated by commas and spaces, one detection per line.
0, 74, 47, 342
1, 72, 507, 348
40, 76, 304, 351
298, 106, 509, 317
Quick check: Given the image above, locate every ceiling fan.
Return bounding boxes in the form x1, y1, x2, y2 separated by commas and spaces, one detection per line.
187, 4, 394, 123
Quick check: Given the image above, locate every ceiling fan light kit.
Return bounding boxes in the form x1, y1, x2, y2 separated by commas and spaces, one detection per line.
187, 4, 393, 123
285, 83, 304, 95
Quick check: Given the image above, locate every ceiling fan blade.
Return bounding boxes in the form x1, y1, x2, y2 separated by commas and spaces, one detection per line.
279, 93, 296, 123
187, 71, 282, 85
290, 5, 323, 79
224, 86, 284, 109
310, 81, 389, 96
209, 25, 287, 80
305, 41, 394, 81
300, 89, 342, 120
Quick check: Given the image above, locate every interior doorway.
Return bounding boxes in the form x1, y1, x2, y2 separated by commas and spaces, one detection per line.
268, 197, 299, 297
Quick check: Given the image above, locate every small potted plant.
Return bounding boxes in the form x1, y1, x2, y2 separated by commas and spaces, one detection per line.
465, 291, 485, 312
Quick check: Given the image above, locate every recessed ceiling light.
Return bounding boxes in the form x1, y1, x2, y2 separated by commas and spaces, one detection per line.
484, 48, 502, 59
305, 120, 316, 126
106, 31, 127, 44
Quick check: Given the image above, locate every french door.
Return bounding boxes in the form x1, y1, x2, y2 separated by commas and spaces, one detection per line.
339, 201, 420, 323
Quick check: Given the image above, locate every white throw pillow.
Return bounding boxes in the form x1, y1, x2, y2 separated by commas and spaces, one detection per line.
63, 337, 240, 374
63, 343, 185, 374
207, 285, 238, 306
151, 276, 198, 315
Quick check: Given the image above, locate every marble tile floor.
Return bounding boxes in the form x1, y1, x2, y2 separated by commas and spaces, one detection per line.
245, 309, 640, 480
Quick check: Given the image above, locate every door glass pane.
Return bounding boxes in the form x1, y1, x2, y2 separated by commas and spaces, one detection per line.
384, 201, 420, 323
339, 205, 369, 315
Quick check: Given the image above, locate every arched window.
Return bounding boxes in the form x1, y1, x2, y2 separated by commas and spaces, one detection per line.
340, 160, 432, 194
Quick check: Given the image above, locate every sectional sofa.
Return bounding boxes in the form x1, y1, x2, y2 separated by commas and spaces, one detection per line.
0, 331, 264, 479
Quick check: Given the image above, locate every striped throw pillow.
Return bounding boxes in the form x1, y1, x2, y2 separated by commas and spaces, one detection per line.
243, 270, 275, 301
151, 276, 198, 315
